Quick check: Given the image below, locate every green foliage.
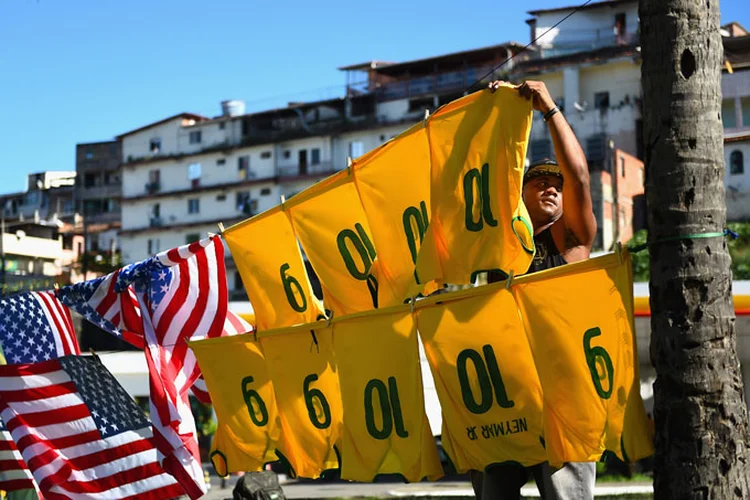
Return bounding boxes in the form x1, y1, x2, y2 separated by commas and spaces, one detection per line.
625, 223, 750, 281
190, 398, 217, 437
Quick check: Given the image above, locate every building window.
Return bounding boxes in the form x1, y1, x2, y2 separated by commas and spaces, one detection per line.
85, 150, 94, 160
730, 150, 744, 175
349, 141, 364, 159
236, 191, 250, 213
152, 203, 160, 218
149, 138, 161, 154
238, 156, 250, 179
188, 162, 202, 180
311, 148, 321, 165
620, 157, 626, 177
379, 135, 386, 142
147, 238, 160, 255
185, 233, 200, 244
260, 151, 272, 159
219, 122, 226, 130
84, 173, 97, 188
594, 92, 610, 111
723, 99, 737, 128
741, 97, 750, 127
189, 130, 202, 144
283, 150, 291, 159
217, 158, 226, 166
217, 193, 227, 201
147, 169, 160, 193
188, 198, 200, 214
260, 187, 272, 196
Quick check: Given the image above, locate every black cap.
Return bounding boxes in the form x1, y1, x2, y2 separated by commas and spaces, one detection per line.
523, 159, 563, 186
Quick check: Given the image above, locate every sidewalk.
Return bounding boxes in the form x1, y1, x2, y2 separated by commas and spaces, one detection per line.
200, 477, 654, 499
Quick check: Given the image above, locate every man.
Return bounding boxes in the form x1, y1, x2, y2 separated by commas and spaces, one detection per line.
476, 80, 598, 499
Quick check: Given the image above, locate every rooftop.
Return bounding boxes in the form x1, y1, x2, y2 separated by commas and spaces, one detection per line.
527, 0, 635, 16
116, 113, 208, 139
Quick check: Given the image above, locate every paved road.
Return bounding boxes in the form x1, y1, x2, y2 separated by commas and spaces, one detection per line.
199, 476, 654, 499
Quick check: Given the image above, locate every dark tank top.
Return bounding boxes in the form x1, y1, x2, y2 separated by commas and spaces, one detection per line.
487, 227, 567, 283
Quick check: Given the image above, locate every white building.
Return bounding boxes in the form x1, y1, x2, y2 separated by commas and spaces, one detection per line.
722, 24, 750, 220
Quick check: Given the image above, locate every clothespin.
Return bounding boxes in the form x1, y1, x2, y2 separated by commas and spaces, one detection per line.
424, 109, 430, 122
346, 156, 353, 175
280, 194, 286, 210
505, 270, 515, 290
615, 242, 623, 265
310, 330, 320, 353
217, 222, 225, 235
326, 310, 334, 328
89, 348, 100, 363
409, 296, 416, 314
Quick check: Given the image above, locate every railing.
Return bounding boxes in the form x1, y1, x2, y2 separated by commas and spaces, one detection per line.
145, 181, 161, 194
376, 64, 504, 100
277, 162, 337, 178
149, 217, 163, 228
528, 32, 640, 60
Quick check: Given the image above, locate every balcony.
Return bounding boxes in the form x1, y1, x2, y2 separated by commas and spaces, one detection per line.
2, 233, 62, 260
278, 162, 338, 179
527, 32, 640, 60
376, 64, 502, 100
149, 217, 163, 228
145, 181, 161, 194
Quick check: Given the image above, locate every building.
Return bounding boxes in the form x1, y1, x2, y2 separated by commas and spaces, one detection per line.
117, 45, 527, 297
722, 24, 750, 221
75, 140, 122, 255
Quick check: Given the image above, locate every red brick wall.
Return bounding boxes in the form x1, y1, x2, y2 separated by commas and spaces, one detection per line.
613, 149, 645, 243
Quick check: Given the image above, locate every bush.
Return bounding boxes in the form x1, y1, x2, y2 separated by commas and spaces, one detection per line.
625, 222, 750, 282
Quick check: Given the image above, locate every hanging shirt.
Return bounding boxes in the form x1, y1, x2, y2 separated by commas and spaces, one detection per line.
259, 326, 343, 479
417, 286, 546, 472
332, 310, 443, 482
512, 251, 654, 465
416, 85, 535, 286
224, 210, 324, 330
189, 336, 281, 476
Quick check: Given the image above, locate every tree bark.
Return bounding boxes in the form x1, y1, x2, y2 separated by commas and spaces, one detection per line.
640, 0, 750, 498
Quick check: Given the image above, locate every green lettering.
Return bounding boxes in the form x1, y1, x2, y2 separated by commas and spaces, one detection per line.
303, 374, 332, 429
241, 376, 269, 426
280, 263, 307, 313
364, 377, 408, 440
583, 327, 614, 399
480, 163, 498, 227
457, 348, 493, 414
463, 169, 483, 232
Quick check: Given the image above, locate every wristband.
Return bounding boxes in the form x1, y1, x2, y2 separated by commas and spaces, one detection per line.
543, 106, 561, 122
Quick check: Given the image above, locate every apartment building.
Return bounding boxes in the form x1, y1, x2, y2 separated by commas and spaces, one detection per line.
75, 140, 122, 254
722, 23, 750, 220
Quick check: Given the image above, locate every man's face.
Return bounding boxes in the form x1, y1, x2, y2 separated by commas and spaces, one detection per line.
522, 174, 563, 226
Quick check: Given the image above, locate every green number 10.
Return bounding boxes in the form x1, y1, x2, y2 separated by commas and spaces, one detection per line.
337, 223, 378, 308
364, 377, 409, 440
457, 345, 514, 414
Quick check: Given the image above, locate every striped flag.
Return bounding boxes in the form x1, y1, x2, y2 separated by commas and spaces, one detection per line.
1, 415, 37, 495
0, 355, 185, 499
107, 235, 233, 499
0, 290, 82, 497
58, 254, 252, 405
0, 291, 80, 364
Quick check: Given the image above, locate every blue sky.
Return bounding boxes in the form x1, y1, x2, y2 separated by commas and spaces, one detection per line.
1, 0, 748, 194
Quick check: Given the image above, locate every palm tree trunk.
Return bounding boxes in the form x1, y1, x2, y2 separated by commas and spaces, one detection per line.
640, 0, 750, 497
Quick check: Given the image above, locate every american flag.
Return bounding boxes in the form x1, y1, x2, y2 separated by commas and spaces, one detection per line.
1, 415, 37, 496
0, 290, 82, 497
0, 291, 80, 364
0, 355, 185, 499
58, 254, 252, 404
103, 235, 237, 499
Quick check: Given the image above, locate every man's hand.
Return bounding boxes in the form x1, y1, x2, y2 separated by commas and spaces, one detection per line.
517, 81, 556, 115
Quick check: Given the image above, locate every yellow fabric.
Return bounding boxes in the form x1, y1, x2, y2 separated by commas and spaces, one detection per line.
353, 122, 439, 304
417, 287, 546, 472
291, 172, 381, 316
259, 327, 343, 478
225, 210, 323, 330
512, 252, 654, 465
190, 336, 281, 476
332, 311, 443, 482
416, 86, 535, 285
